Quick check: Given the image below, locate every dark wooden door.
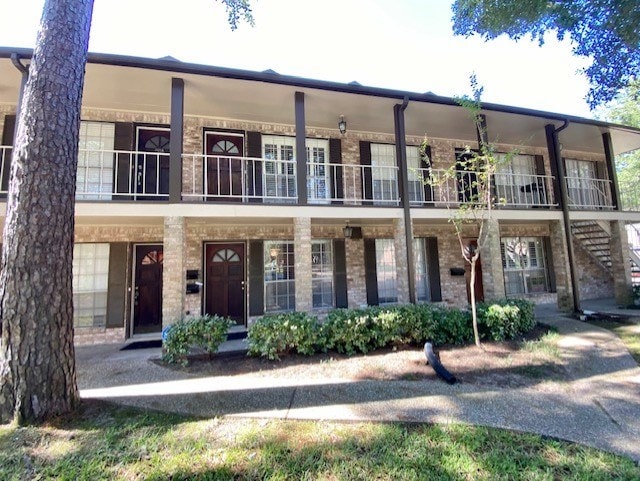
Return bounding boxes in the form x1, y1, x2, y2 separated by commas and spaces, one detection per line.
205, 243, 245, 325
137, 127, 170, 199
133, 244, 163, 334
205, 132, 244, 201
464, 239, 484, 303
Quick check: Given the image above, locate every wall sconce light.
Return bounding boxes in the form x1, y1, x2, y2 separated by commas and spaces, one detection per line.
338, 115, 347, 135
343, 222, 362, 239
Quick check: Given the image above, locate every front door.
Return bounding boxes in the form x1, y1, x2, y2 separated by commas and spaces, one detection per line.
136, 127, 170, 199
205, 132, 244, 201
205, 243, 245, 325
133, 244, 163, 335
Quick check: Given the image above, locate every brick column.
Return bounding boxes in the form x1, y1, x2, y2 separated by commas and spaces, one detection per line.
550, 220, 574, 311
294, 217, 312, 312
609, 220, 633, 305
393, 217, 411, 304
162, 216, 186, 327
480, 217, 506, 301
346, 237, 367, 308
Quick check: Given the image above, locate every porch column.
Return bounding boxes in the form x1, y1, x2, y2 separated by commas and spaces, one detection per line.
169, 77, 184, 203
610, 220, 634, 305
393, 217, 411, 304
294, 217, 312, 311
346, 235, 367, 308
295, 91, 308, 205
480, 217, 506, 301
602, 132, 621, 210
162, 216, 186, 327
549, 219, 574, 311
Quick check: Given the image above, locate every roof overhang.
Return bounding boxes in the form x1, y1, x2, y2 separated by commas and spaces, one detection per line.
1, 47, 640, 155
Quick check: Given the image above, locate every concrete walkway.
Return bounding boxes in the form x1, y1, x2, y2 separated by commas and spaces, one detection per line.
77, 301, 640, 463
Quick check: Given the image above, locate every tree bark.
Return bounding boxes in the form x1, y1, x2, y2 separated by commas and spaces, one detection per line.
0, 0, 94, 423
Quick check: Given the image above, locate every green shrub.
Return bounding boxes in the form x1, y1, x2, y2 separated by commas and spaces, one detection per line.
247, 312, 321, 360
477, 298, 536, 341
322, 308, 379, 355
162, 314, 232, 365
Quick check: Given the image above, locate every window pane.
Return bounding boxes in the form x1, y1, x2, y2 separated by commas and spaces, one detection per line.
375, 239, 397, 304
312, 240, 334, 308
500, 236, 549, 295
72, 243, 110, 328
413, 238, 430, 301
264, 241, 295, 312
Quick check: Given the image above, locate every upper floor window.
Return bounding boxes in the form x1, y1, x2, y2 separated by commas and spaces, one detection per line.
371, 143, 398, 203
565, 159, 609, 208
77, 121, 115, 200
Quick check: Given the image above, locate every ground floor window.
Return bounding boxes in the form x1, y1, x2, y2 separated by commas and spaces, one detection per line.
73, 243, 110, 328
312, 240, 333, 308
264, 241, 295, 312
375, 239, 397, 303
501, 236, 549, 295
413, 238, 430, 301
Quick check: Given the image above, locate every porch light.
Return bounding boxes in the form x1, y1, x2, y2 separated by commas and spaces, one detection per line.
343, 222, 362, 239
338, 115, 347, 134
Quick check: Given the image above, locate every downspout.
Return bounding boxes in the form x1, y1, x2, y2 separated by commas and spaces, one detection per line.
551, 119, 581, 313
11, 53, 30, 136
394, 96, 416, 303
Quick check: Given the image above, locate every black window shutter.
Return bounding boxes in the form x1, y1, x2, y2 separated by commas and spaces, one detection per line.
534, 155, 548, 206
106, 243, 128, 329
534, 155, 545, 175
333, 239, 348, 308
329, 138, 343, 204
426, 237, 442, 302
113, 122, 134, 199
246, 131, 263, 202
1, 115, 16, 193
363, 238, 379, 305
360, 141, 372, 203
421, 145, 433, 203
542, 236, 556, 293
249, 240, 265, 316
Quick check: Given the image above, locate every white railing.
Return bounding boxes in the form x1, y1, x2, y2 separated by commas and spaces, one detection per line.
410, 169, 557, 208
320, 163, 400, 205
182, 154, 297, 202
0, 147, 170, 200
565, 177, 614, 210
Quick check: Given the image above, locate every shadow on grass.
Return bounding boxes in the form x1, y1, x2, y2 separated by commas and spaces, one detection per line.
2, 402, 638, 480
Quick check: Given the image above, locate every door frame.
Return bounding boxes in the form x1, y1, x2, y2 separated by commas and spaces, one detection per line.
202, 241, 247, 326
203, 130, 246, 200
135, 125, 171, 200
130, 242, 164, 338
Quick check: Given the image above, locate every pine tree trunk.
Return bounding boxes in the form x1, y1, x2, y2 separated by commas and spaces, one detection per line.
0, 0, 94, 423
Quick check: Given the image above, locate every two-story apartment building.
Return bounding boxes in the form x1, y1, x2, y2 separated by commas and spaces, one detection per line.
1, 47, 640, 344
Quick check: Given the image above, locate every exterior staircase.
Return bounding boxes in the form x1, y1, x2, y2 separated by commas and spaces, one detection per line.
571, 220, 640, 285
571, 220, 612, 271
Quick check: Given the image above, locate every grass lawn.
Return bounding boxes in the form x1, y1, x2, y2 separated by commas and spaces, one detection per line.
586, 318, 640, 364
1, 400, 638, 480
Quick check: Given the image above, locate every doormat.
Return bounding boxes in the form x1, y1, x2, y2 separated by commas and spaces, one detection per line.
120, 340, 162, 351
227, 330, 248, 341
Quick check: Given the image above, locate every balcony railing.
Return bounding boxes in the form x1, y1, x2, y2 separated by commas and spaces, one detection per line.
565, 177, 614, 210
409, 168, 557, 208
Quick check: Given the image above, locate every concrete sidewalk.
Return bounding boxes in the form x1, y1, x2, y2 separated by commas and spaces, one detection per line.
77, 302, 640, 463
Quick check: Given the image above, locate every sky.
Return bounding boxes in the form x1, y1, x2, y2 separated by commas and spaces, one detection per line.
0, 0, 595, 118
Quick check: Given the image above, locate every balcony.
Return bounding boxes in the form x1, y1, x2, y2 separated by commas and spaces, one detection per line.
2, 145, 639, 213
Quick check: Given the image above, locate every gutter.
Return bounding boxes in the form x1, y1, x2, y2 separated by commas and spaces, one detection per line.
552, 119, 581, 313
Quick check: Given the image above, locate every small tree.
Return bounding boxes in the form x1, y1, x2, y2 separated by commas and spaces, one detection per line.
422, 78, 507, 347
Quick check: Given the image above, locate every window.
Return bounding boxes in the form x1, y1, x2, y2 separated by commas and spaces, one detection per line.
264, 241, 295, 312
495, 154, 538, 206
407, 145, 426, 204
306, 138, 330, 204
565, 159, 605, 208
77, 121, 115, 200
413, 238, 430, 301
263, 136, 296, 202
312, 240, 334, 308
501, 237, 549, 295
73, 243, 110, 328
371, 144, 398, 204
375, 239, 397, 303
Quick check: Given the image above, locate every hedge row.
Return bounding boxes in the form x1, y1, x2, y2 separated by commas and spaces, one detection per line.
162, 314, 232, 365
247, 299, 535, 360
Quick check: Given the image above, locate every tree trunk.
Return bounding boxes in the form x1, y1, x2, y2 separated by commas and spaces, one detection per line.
470, 257, 480, 347
0, 0, 94, 423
